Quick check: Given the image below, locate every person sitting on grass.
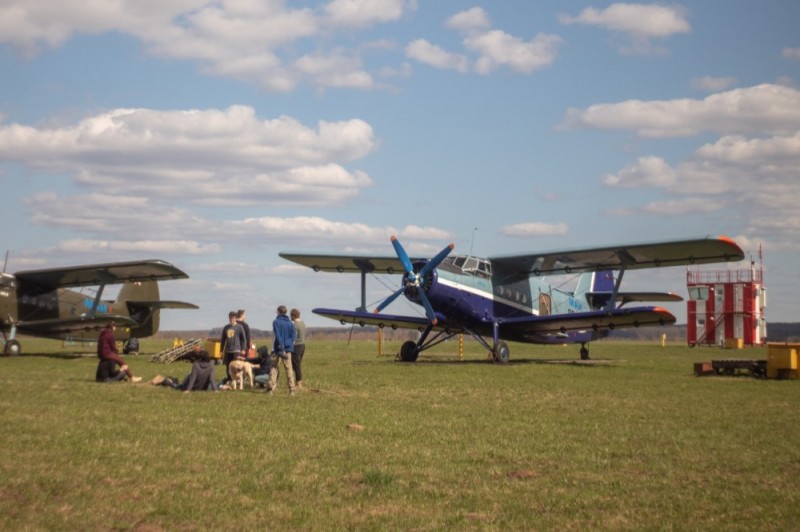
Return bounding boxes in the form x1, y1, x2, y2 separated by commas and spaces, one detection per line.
97, 321, 142, 383
152, 350, 219, 393
95, 358, 127, 383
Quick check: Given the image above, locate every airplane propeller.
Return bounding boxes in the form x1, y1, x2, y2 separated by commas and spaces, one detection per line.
374, 236, 454, 325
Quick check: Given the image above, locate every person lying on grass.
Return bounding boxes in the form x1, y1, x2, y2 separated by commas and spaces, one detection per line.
152, 350, 219, 393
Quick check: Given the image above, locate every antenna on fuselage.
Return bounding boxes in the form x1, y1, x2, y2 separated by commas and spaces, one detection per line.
469, 227, 478, 257
2, 251, 8, 273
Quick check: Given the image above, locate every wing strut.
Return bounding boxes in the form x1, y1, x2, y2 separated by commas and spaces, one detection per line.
604, 250, 635, 313
88, 284, 106, 319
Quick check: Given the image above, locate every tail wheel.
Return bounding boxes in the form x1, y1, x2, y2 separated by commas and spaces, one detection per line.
493, 341, 510, 364
399, 340, 419, 362
4, 339, 21, 356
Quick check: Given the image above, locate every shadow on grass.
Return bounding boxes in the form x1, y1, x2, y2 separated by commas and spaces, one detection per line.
352, 357, 622, 367
6, 352, 94, 360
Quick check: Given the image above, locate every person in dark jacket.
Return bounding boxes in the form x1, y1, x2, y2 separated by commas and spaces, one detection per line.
267, 305, 296, 394
220, 311, 247, 381
155, 350, 219, 392
96, 321, 141, 383
236, 309, 252, 356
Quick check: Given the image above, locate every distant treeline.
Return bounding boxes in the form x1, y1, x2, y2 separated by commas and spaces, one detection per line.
161, 322, 800, 344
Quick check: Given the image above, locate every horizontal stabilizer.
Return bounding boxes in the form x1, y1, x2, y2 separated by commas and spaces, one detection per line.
127, 300, 199, 310
588, 291, 684, 307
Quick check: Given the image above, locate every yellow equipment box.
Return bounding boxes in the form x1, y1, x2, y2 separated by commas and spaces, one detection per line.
766, 343, 800, 379
205, 339, 222, 360
724, 338, 744, 349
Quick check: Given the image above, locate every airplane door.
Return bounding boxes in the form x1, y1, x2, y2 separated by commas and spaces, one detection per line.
539, 293, 551, 316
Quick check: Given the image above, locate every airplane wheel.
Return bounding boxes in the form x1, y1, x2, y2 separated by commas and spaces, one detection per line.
493, 341, 510, 364
5, 340, 21, 356
580, 346, 590, 360
399, 340, 419, 362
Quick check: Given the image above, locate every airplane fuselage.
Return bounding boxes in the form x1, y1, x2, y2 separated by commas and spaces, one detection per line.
413, 256, 603, 345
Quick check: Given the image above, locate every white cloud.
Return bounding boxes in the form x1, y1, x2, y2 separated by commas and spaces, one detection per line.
691, 76, 737, 92
465, 30, 563, 75
405, 39, 468, 72
324, 0, 414, 27
0, 0, 408, 91
562, 84, 800, 137
0, 106, 376, 207
603, 156, 677, 188
408, 7, 562, 75
559, 3, 689, 55
445, 7, 490, 32
498, 222, 569, 237
56, 239, 221, 255
783, 47, 800, 61
602, 132, 800, 242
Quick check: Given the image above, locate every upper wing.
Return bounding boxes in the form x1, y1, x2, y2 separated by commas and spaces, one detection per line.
15, 260, 189, 293
490, 235, 744, 281
279, 253, 426, 274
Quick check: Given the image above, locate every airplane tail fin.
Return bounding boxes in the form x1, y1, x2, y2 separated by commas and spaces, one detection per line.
117, 281, 161, 337
575, 270, 615, 310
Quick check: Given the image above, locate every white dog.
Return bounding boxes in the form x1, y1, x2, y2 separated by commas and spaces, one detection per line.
229, 359, 258, 390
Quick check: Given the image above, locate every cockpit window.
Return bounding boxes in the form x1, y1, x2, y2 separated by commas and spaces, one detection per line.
444, 256, 492, 278
0, 273, 16, 289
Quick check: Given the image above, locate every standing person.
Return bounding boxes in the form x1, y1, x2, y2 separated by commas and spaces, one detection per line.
236, 309, 252, 357
268, 305, 296, 395
220, 311, 247, 381
96, 321, 142, 383
290, 308, 306, 389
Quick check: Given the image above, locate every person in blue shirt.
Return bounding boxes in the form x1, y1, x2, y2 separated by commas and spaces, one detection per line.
268, 305, 296, 395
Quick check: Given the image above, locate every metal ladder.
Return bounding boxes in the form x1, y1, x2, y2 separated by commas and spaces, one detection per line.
150, 338, 203, 363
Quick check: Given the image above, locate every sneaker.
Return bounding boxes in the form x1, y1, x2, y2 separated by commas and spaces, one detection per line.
130, 376, 142, 383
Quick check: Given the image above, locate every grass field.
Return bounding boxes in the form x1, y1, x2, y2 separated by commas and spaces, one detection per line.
1, 337, 799, 530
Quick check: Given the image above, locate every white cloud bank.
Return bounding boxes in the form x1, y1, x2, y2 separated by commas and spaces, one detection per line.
0, 0, 416, 91
559, 3, 690, 55
0, 106, 375, 207
564, 84, 800, 249
406, 6, 562, 75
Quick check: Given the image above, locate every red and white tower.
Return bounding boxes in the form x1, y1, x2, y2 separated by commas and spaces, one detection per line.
686, 247, 767, 346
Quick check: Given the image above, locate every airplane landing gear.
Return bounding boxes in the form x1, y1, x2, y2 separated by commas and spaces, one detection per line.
4, 339, 21, 356
580, 343, 590, 360
399, 340, 419, 362
493, 341, 510, 364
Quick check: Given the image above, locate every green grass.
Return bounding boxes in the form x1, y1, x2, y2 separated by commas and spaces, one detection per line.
1, 337, 799, 530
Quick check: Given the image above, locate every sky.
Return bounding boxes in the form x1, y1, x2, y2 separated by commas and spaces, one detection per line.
1, 1, 799, 332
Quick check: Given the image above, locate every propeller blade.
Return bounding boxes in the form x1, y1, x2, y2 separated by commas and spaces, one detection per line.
391, 235, 415, 275
418, 243, 455, 277
418, 287, 438, 325
374, 287, 404, 313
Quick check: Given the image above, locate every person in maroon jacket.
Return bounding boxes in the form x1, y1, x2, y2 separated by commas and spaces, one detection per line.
97, 321, 142, 383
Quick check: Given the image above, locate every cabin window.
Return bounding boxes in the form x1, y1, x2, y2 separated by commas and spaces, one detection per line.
688, 287, 709, 301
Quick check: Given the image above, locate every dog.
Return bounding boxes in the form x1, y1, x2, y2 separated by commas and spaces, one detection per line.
228, 358, 258, 390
